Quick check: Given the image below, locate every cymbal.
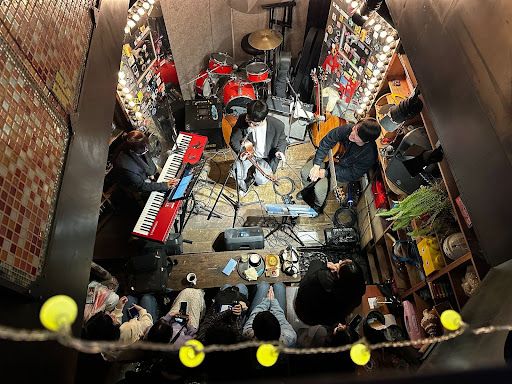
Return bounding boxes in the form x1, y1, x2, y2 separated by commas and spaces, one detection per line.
248, 29, 283, 51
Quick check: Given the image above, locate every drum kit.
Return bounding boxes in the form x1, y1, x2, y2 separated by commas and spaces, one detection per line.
192, 29, 283, 115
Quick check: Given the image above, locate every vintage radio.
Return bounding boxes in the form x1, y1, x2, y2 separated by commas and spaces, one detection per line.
417, 236, 444, 276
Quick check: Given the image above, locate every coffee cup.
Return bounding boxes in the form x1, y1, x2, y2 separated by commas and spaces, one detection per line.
249, 253, 261, 267
186, 272, 197, 286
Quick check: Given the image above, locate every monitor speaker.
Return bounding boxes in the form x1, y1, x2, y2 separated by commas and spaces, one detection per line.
224, 227, 264, 251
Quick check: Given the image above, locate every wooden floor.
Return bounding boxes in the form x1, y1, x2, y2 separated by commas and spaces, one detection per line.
181, 141, 342, 254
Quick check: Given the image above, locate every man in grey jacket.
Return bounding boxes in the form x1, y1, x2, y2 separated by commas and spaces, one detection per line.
242, 282, 296, 347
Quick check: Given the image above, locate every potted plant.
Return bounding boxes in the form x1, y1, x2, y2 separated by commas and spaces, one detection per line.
376, 182, 451, 237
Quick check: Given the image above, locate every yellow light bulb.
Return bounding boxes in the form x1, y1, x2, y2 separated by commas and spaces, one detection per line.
124, 26, 130, 34
40, 295, 78, 331
118, 71, 125, 80
256, 344, 279, 367
386, 35, 395, 43
119, 79, 127, 86
179, 340, 205, 368
137, 8, 145, 16
350, 343, 371, 366
148, 0, 155, 4
143, 2, 150, 9
441, 310, 463, 331
132, 14, 140, 22
127, 19, 136, 28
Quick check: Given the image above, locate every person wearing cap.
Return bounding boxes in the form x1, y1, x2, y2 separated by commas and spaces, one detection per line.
114, 130, 179, 199
229, 100, 287, 195
299, 118, 380, 212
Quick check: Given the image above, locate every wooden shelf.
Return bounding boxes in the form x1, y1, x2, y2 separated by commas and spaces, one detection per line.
363, 50, 487, 315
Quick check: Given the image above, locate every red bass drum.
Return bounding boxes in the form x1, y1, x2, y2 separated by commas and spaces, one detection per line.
221, 79, 256, 113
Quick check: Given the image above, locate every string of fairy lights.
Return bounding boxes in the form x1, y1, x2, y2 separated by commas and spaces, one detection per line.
1, 295, 511, 368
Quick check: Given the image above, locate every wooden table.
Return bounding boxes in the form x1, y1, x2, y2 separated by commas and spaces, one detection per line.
167, 249, 301, 290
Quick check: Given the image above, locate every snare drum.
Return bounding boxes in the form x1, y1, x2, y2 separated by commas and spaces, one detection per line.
221, 79, 256, 113
246, 62, 269, 83
209, 52, 234, 75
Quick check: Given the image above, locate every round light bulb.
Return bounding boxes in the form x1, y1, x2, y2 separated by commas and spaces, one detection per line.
363, 96, 369, 102
142, 2, 150, 9
357, 108, 364, 114
350, 343, 371, 366
128, 100, 136, 108
379, 30, 388, 38
256, 344, 279, 367
367, 19, 375, 26
179, 340, 205, 368
441, 310, 463, 331
118, 71, 125, 80
137, 8, 145, 15
118, 79, 127, 86
373, 69, 381, 76
374, 24, 382, 31
124, 26, 130, 34
125, 94, 133, 100
383, 45, 391, 53
122, 87, 130, 94
386, 35, 395, 43
351, 1, 358, 8
148, 0, 155, 4
377, 61, 385, 69
135, 111, 143, 119
370, 77, 377, 83
132, 14, 140, 22
40, 295, 78, 332
127, 19, 136, 28
379, 53, 387, 62
345, 0, 351, 3
368, 83, 375, 90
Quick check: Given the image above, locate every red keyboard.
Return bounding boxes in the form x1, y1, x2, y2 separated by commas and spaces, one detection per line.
132, 132, 207, 242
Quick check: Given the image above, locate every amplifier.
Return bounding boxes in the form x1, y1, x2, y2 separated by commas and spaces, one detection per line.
268, 112, 309, 141
324, 227, 359, 245
224, 227, 264, 251
267, 96, 313, 116
184, 99, 224, 150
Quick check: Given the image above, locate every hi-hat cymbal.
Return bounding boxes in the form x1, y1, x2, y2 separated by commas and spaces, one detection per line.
248, 29, 283, 51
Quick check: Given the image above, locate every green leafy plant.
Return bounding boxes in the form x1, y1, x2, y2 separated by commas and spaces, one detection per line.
376, 182, 451, 237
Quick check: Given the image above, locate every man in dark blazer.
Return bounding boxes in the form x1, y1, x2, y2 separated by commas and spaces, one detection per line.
114, 130, 178, 199
229, 100, 287, 193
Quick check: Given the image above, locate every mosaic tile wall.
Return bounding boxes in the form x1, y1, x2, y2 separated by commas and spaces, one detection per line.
0, 0, 95, 290
0, 0, 95, 114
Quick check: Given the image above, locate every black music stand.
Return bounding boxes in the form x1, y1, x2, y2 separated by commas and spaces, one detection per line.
207, 132, 259, 228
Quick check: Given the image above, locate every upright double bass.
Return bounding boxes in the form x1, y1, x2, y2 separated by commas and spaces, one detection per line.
308, 69, 346, 202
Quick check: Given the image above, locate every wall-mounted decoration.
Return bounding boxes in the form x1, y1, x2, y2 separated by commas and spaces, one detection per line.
318, 0, 399, 120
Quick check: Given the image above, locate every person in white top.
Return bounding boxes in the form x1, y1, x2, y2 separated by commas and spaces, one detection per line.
229, 100, 288, 194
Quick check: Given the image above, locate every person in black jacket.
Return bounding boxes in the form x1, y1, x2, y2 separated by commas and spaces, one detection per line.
230, 100, 287, 193
300, 118, 380, 212
114, 130, 178, 199
294, 259, 365, 326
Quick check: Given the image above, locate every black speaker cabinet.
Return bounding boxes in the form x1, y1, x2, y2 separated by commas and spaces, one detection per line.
184, 99, 224, 150
224, 227, 264, 251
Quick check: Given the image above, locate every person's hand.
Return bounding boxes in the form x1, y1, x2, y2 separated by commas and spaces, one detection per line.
327, 259, 353, 275
267, 286, 274, 300
131, 303, 144, 313
276, 152, 286, 164
116, 296, 128, 309
308, 164, 326, 181
231, 301, 248, 315
167, 178, 179, 188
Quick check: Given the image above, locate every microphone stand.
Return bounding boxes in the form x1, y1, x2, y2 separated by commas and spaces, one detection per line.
207, 130, 258, 227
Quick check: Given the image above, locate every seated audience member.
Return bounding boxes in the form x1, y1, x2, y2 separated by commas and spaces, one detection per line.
166, 287, 206, 329
122, 294, 158, 324
243, 282, 296, 347
197, 284, 250, 344
294, 259, 365, 326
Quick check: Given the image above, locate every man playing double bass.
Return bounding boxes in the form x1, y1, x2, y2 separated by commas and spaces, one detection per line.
299, 118, 381, 212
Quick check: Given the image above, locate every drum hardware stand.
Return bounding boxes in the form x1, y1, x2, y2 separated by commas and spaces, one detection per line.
207, 131, 259, 227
